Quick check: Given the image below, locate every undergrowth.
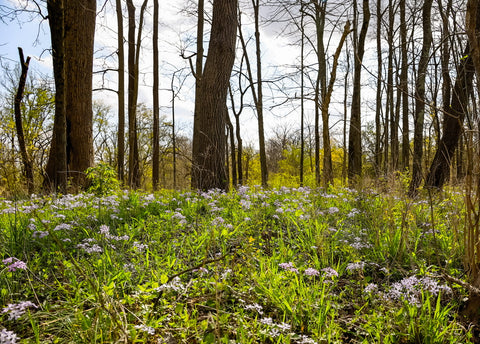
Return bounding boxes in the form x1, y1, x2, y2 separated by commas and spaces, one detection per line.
0, 186, 473, 343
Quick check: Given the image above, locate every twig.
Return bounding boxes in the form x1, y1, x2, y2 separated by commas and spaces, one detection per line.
441, 273, 480, 295
152, 253, 230, 311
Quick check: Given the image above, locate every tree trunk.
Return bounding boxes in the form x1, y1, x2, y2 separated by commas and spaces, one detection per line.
14, 47, 34, 194
322, 21, 351, 187
152, 0, 160, 190
409, 0, 433, 195
64, 0, 96, 188
126, 0, 147, 189
425, 1, 478, 189
116, 0, 125, 184
400, 0, 409, 171
226, 109, 237, 187
387, 0, 397, 172
253, 0, 268, 188
191, 0, 237, 191
192, 0, 204, 186
375, 0, 383, 175
300, 0, 305, 187
348, 0, 370, 184
44, 0, 67, 193
314, 1, 327, 187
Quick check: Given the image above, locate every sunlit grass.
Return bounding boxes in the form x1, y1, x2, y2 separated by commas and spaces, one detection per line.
0, 186, 473, 343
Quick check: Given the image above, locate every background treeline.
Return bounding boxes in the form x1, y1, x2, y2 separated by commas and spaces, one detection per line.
0, 0, 480, 195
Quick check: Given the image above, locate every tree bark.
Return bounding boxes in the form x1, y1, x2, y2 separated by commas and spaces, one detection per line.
322, 20, 351, 187
126, 0, 147, 188
153, 0, 160, 190
64, 0, 96, 188
314, 1, 327, 187
375, 0, 383, 175
191, 0, 237, 191
116, 0, 125, 184
45, 0, 67, 193
409, 0, 433, 195
400, 0, 409, 171
348, 0, 370, 184
425, 3, 478, 189
14, 47, 34, 194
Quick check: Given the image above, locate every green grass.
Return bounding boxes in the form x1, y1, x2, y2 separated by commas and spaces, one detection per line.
0, 187, 473, 343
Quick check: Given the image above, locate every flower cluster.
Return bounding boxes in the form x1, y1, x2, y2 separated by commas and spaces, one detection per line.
385, 275, 452, 305
0, 328, 18, 344
2, 258, 27, 272
2, 301, 37, 320
134, 324, 155, 335
321, 267, 338, 278
278, 262, 299, 273
304, 267, 320, 276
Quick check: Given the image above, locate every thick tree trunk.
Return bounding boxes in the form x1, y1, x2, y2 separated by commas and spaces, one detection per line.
45, 0, 67, 193
409, 0, 433, 195
64, 0, 96, 188
116, 0, 125, 184
191, 0, 237, 191
348, 0, 370, 184
425, 1, 478, 189
152, 0, 160, 190
375, 0, 383, 175
400, 0, 409, 171
14, 48, 34, 194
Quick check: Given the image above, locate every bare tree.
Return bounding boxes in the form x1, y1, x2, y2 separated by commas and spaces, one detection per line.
409, 0, 433, 195
191, 0, 237, 190
348, 0, 370, 184
14, 47, 34, 194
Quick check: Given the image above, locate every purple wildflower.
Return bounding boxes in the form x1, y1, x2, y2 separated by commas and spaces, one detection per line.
304, 267, 320, 276
0, 328, 19, 344
2, 301, 37, 320
321, 267, 338, 278
278, 262, 299, 273
2, 258, 27, 272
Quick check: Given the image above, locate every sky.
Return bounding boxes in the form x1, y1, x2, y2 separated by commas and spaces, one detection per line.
0, 0, 377, 149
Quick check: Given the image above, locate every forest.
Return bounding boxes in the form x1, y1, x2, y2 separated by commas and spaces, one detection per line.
2, 0, 480, 342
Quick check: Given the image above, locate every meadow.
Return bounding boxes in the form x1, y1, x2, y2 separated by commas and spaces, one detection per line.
0, 184, 476, 343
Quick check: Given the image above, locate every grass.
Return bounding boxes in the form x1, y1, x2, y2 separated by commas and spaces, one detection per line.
0, 186, 474, 343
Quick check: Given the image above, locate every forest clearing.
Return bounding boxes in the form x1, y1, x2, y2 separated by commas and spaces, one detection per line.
3, 0, 480, 342
1, 184, 478, 343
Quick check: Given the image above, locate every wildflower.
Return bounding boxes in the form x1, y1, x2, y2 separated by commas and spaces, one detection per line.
2, 258, 27, 272
134, 324, 155, 335
346, 261, 365, 272
297, 335, 318, 344
2, 301, 37, 320
384, 275, 452, 306
77, 242, 103, 254
155, 276, 185, 293
0, 328, 19, 344
259, 317, 274, 326
364, 283, 378, 294
304, 267, 320, 276
244, 303, 264, 314
212, 217, 225, 226
328, 207, 339, 214
99, 225, 110, 235
279, 262, 299, 273
321, 267, 338, 278
32, 231, 48, 239
133, 242, 148, 253
54, 223, 71, 231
